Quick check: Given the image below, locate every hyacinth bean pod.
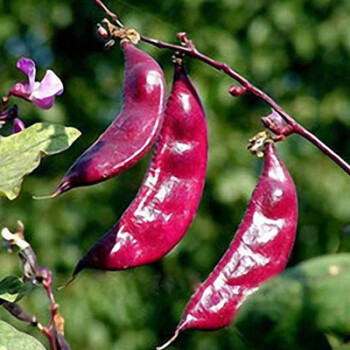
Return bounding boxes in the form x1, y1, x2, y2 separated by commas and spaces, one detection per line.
157, 142, 298, 349
54, 41, 166, 195
72, 61, 208, 274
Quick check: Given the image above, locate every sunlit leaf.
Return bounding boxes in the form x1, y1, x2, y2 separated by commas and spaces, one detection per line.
0, 320, 46, 350
0, 123, 81, 200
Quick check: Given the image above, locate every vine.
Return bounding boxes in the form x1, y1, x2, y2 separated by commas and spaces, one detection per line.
95, 0, 350, 176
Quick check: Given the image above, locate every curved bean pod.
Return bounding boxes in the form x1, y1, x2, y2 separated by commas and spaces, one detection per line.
158, 142, 298, 349
72, 61, 208, 274
54, 41, 166, 195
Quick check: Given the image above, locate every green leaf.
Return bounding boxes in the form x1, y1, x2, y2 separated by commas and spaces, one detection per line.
0, 123, 80, 200
0, 321, 46, 350
0, 276, 36, 303
235, 254, 350, 350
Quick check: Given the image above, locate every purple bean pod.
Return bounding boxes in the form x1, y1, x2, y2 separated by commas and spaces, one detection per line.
54, 41, 166, 195
158, 142, 298, 349
72, 61, 208, 274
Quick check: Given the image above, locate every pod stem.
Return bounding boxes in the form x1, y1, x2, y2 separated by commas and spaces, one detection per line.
156, 329, 180, 350
94, 0, 350, 177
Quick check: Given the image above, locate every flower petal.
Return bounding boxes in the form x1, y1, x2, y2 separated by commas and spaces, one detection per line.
30, 96, 56, 109
10, 81, 32, 98
16, 58, 36, 88
12, 59, 63, 109
13, 118, 26, 134
31, 70, 64, 100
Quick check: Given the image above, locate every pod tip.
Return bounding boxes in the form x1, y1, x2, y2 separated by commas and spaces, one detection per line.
57, 274, 76, 291
33, 180, 72, 200
32, 193, 59, 200
156, 329, 180, 350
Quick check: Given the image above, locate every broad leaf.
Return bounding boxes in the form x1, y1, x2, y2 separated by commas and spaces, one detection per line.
235, 254, 350, 350
0, 321, 46, 350
0, 123, 80, 200
0, 276, 36, 303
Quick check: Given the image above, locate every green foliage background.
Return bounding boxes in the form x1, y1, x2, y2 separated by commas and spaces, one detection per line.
0, 0, 350, 349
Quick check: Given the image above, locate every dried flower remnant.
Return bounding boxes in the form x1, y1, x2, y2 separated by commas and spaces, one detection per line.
1, 221, 39, 279
10, 58, 64, 109
2, 223, 30, 252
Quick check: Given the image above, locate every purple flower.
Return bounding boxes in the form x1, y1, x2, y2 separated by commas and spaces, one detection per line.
10, 58, 63, 109
13, 118, 26, 134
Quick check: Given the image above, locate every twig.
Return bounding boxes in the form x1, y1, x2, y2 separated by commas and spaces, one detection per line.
94, 0, 350, 176
1, 224, 70, 350
2, 300, 39, 326
40, 269, 59, 350
94, 0, 124, 28
1, 299, 57, 350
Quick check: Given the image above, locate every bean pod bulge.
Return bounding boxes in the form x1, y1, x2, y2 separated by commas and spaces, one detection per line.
71, 59, 208, 274
158, 142, 298, 349
54, 40, 166, 195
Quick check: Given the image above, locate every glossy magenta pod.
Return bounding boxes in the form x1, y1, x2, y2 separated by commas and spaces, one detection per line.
72, 62, 208, 275
157, 143, 298, 349
54, 41, 166, 195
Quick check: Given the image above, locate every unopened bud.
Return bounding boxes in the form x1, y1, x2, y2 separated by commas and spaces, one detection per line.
177, 32, 187, 41
105, 39, 116, 50
97, 25, 109, 39
229, 85, 247, 96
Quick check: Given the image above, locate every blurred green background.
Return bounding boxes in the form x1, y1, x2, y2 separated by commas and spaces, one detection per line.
1, 0, 350, 349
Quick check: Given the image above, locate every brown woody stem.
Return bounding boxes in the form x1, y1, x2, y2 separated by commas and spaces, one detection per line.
94, 0, 350, 176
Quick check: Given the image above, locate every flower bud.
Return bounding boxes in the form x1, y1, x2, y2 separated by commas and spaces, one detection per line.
97, 24, 109, 39
229, 85, 247, 96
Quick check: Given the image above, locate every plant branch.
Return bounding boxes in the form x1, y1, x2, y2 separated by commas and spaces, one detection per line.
2, 269, 68, 350
145, 35, 350, 174
1, 299, 57, 350
94, 0, 350, 176
94, 0, 124, 28
39, 269, 59, 350
2, 300, 39, 327
295, 125, 350, 174
1, 223, 70, 350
